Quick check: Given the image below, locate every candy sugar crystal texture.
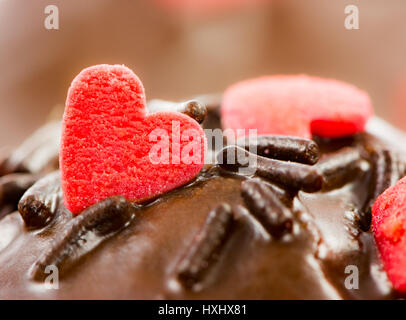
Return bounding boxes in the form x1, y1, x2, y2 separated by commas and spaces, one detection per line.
372, 177, 406, 293
221, 75, 373, 139
61, 65, 207, 214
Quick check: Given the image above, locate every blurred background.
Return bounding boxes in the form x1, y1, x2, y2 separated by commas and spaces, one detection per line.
1, 0, 406, 147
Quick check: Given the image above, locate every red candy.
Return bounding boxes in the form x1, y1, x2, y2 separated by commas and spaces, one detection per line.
372, 176, 406, 293
154, 0, 268, 14
61, 65, 206, 214
221, 75, 373, 139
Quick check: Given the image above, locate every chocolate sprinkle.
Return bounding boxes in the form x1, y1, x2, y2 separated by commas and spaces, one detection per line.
241, 179, 293, 239
238, 135, 320, 165
192, 93, 222, 113
30, 196, 137, 281
173, 203, 236, 290
148, 99, 207, 124
344, 207, 362, 239
218, 146, 323, 192
194, 94, 222, 130
253, 178, 294, 206
18, 171, 62, 229
317, 147, 365, 190
397, 158, 406, 179
360, 149, 401, 231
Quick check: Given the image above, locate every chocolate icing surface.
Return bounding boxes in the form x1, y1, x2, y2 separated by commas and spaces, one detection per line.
0, 109, 405, 299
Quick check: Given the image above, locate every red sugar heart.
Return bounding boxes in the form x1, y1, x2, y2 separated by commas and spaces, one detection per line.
154, 0, 268, 14
372, 176, 406, 293
61, 64, 207, 214
221, 75, 373, 139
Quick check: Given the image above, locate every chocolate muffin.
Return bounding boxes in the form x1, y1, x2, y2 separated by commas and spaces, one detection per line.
0, 71, 405, 299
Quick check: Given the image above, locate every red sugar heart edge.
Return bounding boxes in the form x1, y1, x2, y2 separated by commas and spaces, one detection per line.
372, 176, 406, 293
221, 75, 373, 139
60, 64, 207, 214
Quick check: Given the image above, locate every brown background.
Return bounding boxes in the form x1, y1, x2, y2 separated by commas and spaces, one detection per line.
1, 0, 406, 146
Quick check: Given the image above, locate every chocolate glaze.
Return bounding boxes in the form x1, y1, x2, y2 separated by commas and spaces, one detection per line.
0, 114, 405, 299
29, 196, 136, 282
0, 173, 40, 208
0, 121, 60, 176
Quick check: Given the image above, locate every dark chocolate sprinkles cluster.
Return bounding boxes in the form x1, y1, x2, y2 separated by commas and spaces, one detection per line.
0, 96, 405, 299
169, 118, 406, 291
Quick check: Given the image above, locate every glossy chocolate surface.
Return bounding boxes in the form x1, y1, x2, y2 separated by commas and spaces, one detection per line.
0, 113, 405, 299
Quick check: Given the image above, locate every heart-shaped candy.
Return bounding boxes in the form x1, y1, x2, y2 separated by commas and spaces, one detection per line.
221, 75, 373, 139
61, 65, 207, 214
372, 176, 406, 293
154, 0, 268, 14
